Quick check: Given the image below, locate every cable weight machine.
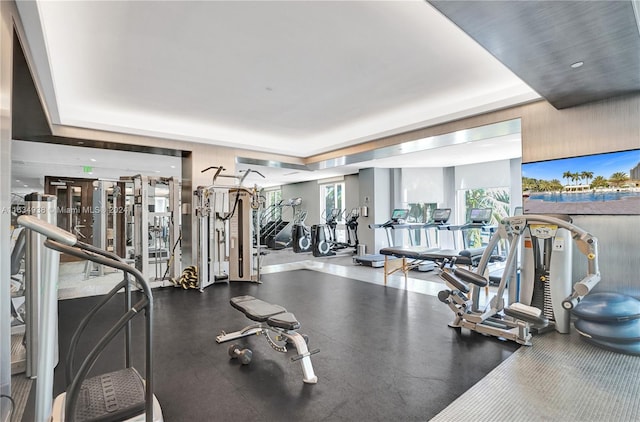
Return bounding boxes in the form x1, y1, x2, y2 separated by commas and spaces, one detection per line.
193, 167, 265, 291
127, 175, 181, 284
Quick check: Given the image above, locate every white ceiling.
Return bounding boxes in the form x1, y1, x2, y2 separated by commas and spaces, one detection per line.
11, 1, 539, 195
16, 0, 538, 159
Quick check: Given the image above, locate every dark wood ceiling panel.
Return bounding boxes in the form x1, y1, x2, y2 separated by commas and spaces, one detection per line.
429, 1, 640, 109
12, 31, 51, 140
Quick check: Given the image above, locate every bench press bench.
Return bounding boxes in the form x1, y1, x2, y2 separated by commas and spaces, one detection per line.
216, 295, 319, 384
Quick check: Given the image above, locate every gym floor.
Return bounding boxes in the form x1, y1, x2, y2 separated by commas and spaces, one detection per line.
18, 252, 640, 421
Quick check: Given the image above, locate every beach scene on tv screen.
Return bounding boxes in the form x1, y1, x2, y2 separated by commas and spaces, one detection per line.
522, 149, 640, 215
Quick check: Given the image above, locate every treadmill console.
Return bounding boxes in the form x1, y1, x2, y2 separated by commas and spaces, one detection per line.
390, 209, 409, 223
431, 208, 451, 224
369, 209, 410, 230
468, 208, 492, 224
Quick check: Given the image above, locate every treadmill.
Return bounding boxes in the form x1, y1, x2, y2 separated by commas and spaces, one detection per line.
446, 208, 494, 250
424, 208, 452, 247
395, 208, 452, 272
353, 208, 409, 267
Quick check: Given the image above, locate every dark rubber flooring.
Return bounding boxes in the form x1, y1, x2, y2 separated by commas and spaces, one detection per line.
25, 269, 519, 421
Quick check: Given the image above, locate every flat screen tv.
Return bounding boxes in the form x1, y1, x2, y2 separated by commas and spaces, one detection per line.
522, 149, 640, 215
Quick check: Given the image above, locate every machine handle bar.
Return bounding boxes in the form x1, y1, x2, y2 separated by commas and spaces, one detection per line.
17, 215, 77, 246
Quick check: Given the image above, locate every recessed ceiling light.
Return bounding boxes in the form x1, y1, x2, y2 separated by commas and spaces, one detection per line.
170, 165, 176, 169
570, 61, 584, 69
90, 158, 97, 162
23, 184, 28, 188
15, 179, 20, 182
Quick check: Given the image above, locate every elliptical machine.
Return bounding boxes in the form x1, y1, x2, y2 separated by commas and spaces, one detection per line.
344, 208, 360, 252
310, 208, 341, 257
292, 210, 312, 253
311, 224, 335, 257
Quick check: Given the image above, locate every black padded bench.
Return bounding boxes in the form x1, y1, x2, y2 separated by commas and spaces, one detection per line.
379, 247, 486, 267
230, 296, 301, 330
217, 296, 318, 384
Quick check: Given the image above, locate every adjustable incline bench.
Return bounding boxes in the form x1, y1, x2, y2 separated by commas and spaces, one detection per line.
216, 296, 319, 384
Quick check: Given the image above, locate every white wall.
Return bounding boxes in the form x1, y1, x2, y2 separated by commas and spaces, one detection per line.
401, 168, 444, 204
455, 159, 512, 190
281, 180, 318, 224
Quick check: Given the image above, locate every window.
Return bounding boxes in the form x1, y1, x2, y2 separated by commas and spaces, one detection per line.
320, 182, 344, 223
406, 202, 438, 223
262, 188, 282, 224
264, 188, 282, 210
320, 182, 345, 242
406, 202, 438, 245
457, 187, 510, 248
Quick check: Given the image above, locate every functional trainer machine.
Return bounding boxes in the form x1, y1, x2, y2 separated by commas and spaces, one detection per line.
127, 175, 181, 283
228, 186, 263, 282
438, 214, 600, 346
194, 167, 264, 290
88, 180, 126, 277
194, 181, 230, 289
18, 214, 163, 422
216, 295, 319, 384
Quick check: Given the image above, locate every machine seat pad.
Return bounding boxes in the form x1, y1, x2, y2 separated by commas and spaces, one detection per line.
230, 295, 287, 322
385, 246, 440, 257
267, 312, 301, 330
420, 250, 474, 266
453, 267, 488, 287
74, 367, 145, 422
504, 303, 548, 327
440, 271, 469, 294
459, 247, 485, 258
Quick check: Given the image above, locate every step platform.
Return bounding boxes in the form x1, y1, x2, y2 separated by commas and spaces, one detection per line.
353, 254, 387, 268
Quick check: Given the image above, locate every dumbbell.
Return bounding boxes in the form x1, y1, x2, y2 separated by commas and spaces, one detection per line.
228, 344, 252, 365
